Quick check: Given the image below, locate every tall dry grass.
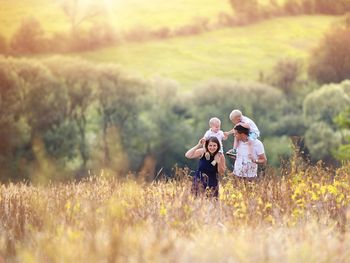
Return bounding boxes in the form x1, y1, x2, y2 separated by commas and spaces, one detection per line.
1, 161, 350, 262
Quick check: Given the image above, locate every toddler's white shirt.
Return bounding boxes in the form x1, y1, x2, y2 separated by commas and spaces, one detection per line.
241, 116, 260, 137
203, 129, 225, 153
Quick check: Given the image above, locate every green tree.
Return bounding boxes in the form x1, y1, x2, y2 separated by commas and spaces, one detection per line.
0, 63, 24, 180
188, 80, 284, 136
303, 81, 350, 127
187, 80, 285, 166
137, 78, 192, 177
303, 81, 350, 162
334, 107, 350, 160
0, 57, 75, 180
43, 56, 97, 170
304, 121, 342, 162
96, 64, 149, 172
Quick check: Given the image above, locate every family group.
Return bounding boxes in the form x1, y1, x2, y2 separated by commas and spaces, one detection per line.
185, 109, 267, 197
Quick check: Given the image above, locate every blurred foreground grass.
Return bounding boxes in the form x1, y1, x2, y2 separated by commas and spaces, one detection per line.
1, 161, 350, 262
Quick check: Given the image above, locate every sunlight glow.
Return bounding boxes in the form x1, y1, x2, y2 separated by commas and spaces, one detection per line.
102, 0, 118, 26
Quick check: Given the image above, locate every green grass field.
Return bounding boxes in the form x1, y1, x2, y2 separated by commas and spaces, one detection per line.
0, 0, 68, 39
1, 0, 290, 39
0, 1, 339, 88
0, 0, 230, 39
78, 15, 337, 88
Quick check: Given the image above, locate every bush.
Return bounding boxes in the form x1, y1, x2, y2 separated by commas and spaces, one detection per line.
47, 32, 71, 53
334, 107, 350, 161
173, 17, 209, 36
303, 81, 350, 163
229, 0, 262, 23
263, 136, 293, 167
303, 81, 350, 126
150, 27, 171, 39
10, 17, 47, 54
0, 34, 7, 54
217, 12, 238, 27
87, 22, 119, 49
308, 26, 350, 84
314, 0, 350, 14
304, 121, 342, 162
284, 0, 350, 15
268, 58, 302, 96
284, 0, 303, 15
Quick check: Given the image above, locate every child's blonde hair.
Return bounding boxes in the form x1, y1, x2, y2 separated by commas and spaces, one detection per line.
209, 117, 221, 126
229, 109, 242, 121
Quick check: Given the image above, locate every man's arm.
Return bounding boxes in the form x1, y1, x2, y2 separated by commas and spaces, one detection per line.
252, 140, 266, 164
253, 153, 267, 165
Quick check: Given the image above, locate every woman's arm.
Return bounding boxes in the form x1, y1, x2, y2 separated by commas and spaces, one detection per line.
185, 138, 205, 159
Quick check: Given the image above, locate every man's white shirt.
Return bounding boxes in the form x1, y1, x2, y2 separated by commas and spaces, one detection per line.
234, 139, 265, 178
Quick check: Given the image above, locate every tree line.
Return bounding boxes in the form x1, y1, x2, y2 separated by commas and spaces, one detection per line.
0, 14, 350, 182
0, 55, 349, 182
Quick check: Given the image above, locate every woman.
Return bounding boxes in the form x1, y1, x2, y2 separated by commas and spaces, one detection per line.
185, 137, 226, 198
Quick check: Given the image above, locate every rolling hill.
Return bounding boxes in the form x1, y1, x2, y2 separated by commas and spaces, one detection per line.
0, 1, 339, 88
77, 15, 337, 88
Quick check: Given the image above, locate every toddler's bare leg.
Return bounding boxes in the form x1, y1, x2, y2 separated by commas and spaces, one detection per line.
219, 152, 226, 170
233, 136, 238, 150
211, 153, 218, 166
203, 141, 210, 160
248, 140, 253, 160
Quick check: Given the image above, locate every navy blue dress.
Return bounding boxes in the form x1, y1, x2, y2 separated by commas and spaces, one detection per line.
192, 154, 219, 198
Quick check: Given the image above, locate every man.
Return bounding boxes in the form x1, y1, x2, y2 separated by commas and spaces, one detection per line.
231, 123, 267, 178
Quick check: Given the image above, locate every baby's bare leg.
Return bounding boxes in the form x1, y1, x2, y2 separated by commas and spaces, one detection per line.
211, 153, 218, 166
248, 140, 253, 160
219, 152, 226, 170
233, 136, 238, 149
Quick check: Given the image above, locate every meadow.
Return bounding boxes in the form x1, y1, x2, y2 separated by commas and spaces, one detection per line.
0, 0, 230, 39
1, 1, 350, 261
0, 0, 285, 38
1, 160, 350, 262
79, 15, 337, 88
1, 0, 339, 87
